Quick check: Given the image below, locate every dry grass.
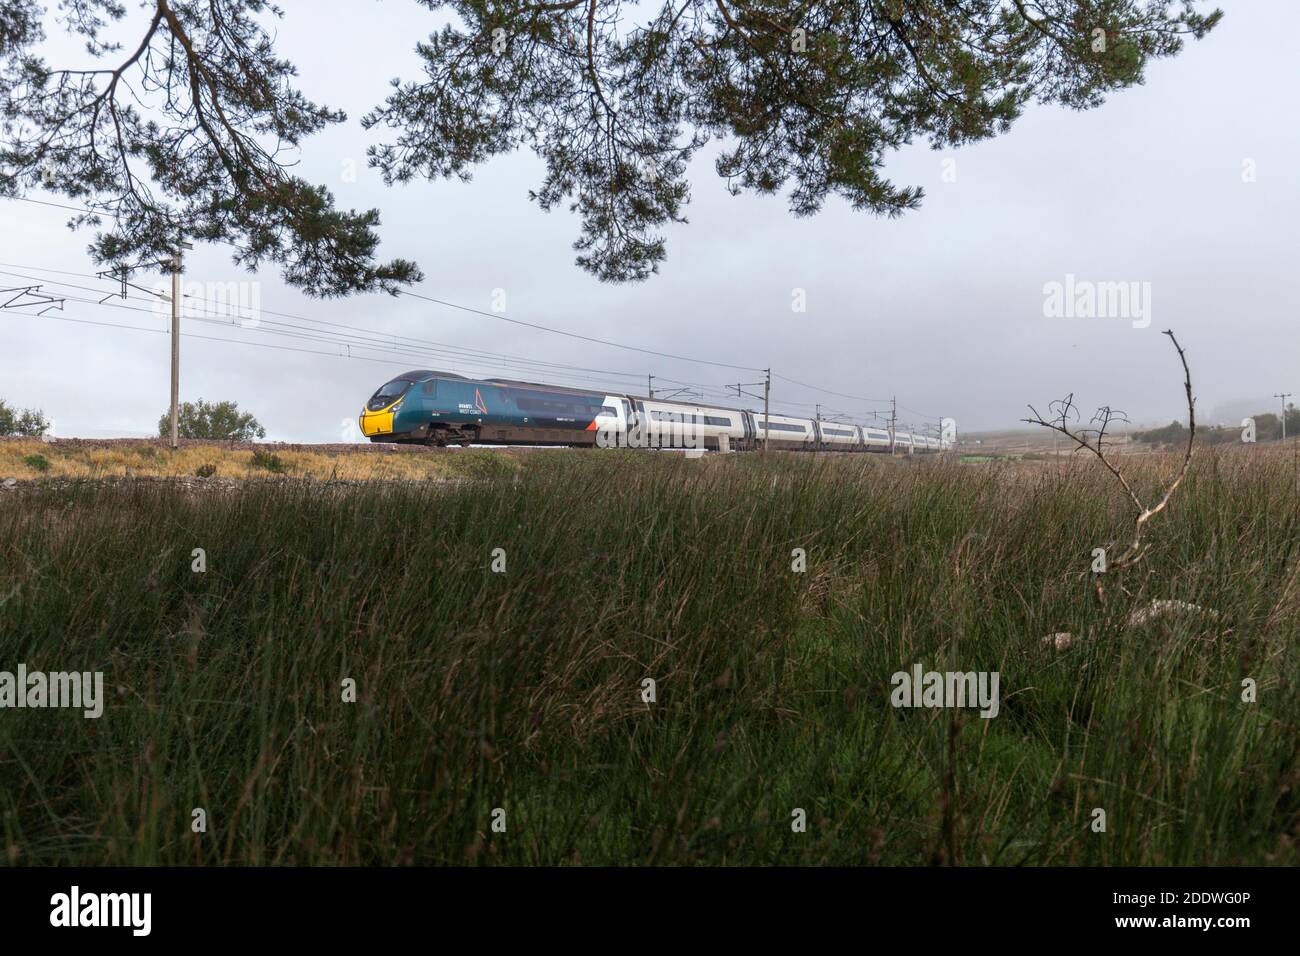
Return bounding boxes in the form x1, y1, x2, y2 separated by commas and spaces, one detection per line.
0, 438, 523, 482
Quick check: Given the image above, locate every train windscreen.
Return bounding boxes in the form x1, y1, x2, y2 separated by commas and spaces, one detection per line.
368, 379, 412, 410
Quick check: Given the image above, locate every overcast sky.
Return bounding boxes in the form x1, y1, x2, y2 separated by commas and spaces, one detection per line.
1, 1, 1296, 441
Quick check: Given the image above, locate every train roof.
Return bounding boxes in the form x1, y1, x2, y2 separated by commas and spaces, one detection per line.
390, 369, 465, 382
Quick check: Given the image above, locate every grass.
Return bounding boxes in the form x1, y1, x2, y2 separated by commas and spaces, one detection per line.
249, 449, 287, 474
0, 447, 1296, 865
0, 438, 523, 482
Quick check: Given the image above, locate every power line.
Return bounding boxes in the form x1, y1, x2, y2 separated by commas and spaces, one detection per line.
5, 197, 943, 415
396, 289, 764, 373
0, 267, 671, 392
0, 262, 802, 404
771, 372, 891, 405
0, 306, 422, 366
5, 195, 764, 372
0, 212, 945, 427
898, 403, 944, 422
0, 263, 654, 383
2, 195, 108, 215
0, 289, 649, 395
3, 304, 939, 437
1, 291, 846, 422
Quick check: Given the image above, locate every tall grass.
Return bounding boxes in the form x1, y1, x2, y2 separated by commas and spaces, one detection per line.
0, 448, 1296, 865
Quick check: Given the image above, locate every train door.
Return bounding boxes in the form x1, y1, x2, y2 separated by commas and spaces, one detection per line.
635, 400, 649, 448
613, 397, 632, 447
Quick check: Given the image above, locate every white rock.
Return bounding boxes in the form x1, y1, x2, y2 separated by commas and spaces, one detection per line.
1126, 599, 1218, 628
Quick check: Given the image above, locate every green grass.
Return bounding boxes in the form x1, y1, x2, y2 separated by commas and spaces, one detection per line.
0, 449, 1296, 865
249, 448, 287, 474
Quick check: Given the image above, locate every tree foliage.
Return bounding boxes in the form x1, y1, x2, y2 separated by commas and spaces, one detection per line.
1136, 405, 1300, 445
0, 0, 421, 296
158, 398, 265, 440
2, 1, 1220, 288
0, 397, 49, 436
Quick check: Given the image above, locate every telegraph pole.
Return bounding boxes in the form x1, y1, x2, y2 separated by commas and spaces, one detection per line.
763, 368, 771, 456
815, 403, 822, 453
888, 396, 897, 455
647, 374, 655, 399
1276, 392, 1293, 441
169, 239, 193, 450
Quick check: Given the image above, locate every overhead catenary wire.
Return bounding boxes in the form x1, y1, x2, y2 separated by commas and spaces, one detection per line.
771, 371, 892, 406
2, 196, 945, 426
2, 196, 110, 215
898, 403, 945, 422
0, 307, 433, 368
0, 264, 653, 384
0, 287, 650, 395
1, 301, 836, 420
396, 288, 765, 373
0, 288, 932, 429
0, 267, 824, 414
0, 278, 931, 424
5, 195, 762, 372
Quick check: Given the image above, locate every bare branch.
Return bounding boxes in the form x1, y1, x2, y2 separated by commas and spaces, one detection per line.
1023, 329, 1196, 606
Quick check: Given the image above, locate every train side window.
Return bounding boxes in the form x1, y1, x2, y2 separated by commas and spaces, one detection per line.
422, 380, 436, 395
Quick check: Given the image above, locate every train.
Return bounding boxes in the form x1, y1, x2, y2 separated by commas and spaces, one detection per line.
358, 370, 950, 453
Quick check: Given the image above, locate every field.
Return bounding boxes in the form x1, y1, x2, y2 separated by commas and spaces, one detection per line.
0, 444, 1297, 865
0, 437, 528, 483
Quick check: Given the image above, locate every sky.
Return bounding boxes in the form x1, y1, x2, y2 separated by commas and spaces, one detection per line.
1, 0, 1296, 441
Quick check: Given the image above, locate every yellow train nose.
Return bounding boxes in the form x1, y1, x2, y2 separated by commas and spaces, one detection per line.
359, 409, 394, 436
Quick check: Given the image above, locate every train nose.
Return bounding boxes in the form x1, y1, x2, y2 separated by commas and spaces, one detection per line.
359, 407, 395, 436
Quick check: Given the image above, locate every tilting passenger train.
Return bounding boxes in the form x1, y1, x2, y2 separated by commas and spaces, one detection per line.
359, 370, 949, 453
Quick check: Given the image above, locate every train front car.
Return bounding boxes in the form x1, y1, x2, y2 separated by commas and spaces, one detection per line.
358, 371, 425, 442
360, 370, 631, 447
